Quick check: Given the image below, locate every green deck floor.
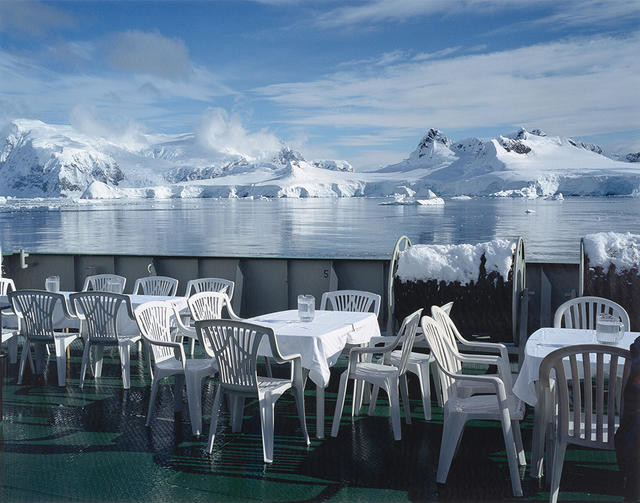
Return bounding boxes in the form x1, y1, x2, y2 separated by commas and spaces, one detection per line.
0, 344, 628, 502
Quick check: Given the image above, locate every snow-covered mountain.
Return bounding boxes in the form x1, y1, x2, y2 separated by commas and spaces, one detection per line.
382, 127, 640, 197
0, 119, 639, 200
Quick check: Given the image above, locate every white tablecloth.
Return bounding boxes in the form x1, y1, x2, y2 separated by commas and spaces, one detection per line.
513, 327, 638, 406
249, 309, 381, 388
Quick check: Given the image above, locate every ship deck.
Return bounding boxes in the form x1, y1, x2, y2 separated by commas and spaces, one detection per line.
0, 344, 625, 502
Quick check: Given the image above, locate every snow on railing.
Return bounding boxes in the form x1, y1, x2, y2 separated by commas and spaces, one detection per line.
583, 232, 640, 275
395, 239, 516, 285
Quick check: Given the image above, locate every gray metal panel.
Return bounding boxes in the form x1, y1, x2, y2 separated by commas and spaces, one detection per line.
74, 255, 116, 290
114, 256, 155, 294
241, 259, 288, 317
6, 253, 75, 291
287, 260, 335, 309
155, 257, 199, 296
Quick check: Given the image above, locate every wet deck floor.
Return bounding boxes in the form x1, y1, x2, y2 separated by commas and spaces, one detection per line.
0, 343, 626, 502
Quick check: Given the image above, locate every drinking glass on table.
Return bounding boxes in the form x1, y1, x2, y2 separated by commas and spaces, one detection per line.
298, 294, 315, 322
45, 275, 60, 293
595, 313, 624, 344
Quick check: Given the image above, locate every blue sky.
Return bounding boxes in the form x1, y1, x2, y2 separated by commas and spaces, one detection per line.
0, 0, 639, 169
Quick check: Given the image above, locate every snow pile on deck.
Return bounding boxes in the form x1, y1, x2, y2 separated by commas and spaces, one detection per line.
395, 239, 516, 284
583, 232, 640, 274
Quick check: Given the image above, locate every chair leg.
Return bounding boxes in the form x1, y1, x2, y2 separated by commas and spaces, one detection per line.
189, 337, 195, 357
231, 396, 245, 433
512, 419, 527, 466
499, 411, 523, 497
258, 393, 276, 463
118, 342, 132, 390
331, 370, 349, 437
431, 358, 443, 406
146, 378, 160, 427
173, 374, 185, 412
385, 378, 402, 440
353, 379, 365, 416
416, 364, 432, 420
79, 341, 91, 389
368, 385, 380, 416
7, 336, 18, 364
54, 337, 68, 387
17, 338, 30, 384
437, 412, 467, 484
207, 386, 224, 454
399, 374, 411, 424
186, 371, 206, 436
264, 356, 272, 377
94, 345, 104, 378
548, 439, 567, 503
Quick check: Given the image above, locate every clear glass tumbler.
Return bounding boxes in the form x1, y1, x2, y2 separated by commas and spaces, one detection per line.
595, 313, 623, 344
45, 276, 60, 293
298, 294, 315, 322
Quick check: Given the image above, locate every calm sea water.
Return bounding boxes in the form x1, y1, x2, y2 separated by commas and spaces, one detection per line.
0, 197, 639, 262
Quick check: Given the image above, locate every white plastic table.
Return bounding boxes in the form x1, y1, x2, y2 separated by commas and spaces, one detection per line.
514, 327, 638, 478
513, 327, 637, 406
250, 309, 381, 438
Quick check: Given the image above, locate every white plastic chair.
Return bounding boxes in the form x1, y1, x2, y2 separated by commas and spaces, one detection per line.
183, 291, 239, 435
133, 276, 179, 297
537, 344, 631, 503
1, 278, 19, 363
9, 290, 78, 386
70, 292, 140, 389
422, 315, 526, 497
134, 301, 217, 428
320, 290, 381, 316
431, 304, 517, 399
331, 309, 423, 441
82, 274, 127, 294
367, 302, 453, 420
196, 319, 310, 463
321, 289, 382, 407
184, 280, 236, 356
553, 296, 630, 331
185, 278, 235, 299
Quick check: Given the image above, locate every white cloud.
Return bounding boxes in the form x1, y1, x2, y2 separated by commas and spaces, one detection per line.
198, 108, 282, 159
0, 47, 233, 132
69, 104, 149, 150
107, 30, 193, 81
255, 32, 640, 139
314, 0, 640, 29
0, 0, 73, 36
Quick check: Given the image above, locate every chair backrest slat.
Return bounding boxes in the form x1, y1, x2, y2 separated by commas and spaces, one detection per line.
9, 290, 64, 339
134, 301, 177, 362
0, 278, 16, 296
320, 290, 381, 317
539, 344, 631, 449
394, 309, 422, 376
554, 296, 630, 332
133, 276, 178, 297
195, 320, 271, 391
82, 274, 127, 293
186, 278, 234, 299
421, 315, 460, 403
71, 292, 128, 343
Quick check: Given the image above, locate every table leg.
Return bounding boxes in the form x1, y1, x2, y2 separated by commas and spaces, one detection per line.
316, 383, 325, 439
530, 385, 549, 478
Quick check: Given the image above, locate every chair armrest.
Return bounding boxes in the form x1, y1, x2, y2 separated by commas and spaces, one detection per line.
223, 296, 242, 321
142, 336, 186, 365
435, 360, 508, 401
458, 340, 509, 362
457, 353, 513, 389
